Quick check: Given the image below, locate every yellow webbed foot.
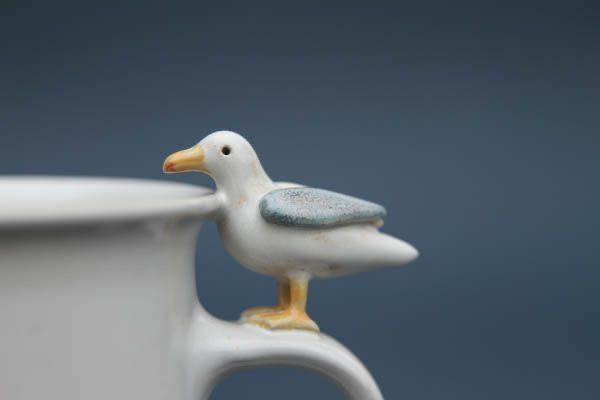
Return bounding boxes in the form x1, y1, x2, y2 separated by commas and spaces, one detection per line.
241, 276, 318, 332
240, 305, 283, 320
246, 309, 320, 332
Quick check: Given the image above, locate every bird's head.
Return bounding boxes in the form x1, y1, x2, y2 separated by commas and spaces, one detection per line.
163, 131, 271, 192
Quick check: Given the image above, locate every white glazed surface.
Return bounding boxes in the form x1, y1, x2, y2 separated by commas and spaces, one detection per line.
0, 177, 383, 400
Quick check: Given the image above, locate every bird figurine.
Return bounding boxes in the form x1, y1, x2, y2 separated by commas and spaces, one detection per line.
163, 131, 418, 332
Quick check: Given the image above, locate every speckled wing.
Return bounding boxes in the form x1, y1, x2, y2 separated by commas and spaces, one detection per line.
259, 187, 386, 228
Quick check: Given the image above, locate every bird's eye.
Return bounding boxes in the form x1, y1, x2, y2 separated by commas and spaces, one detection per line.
221, 146, 231, 156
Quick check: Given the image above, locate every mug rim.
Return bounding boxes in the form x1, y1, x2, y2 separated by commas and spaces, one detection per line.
0, 176, 213, 228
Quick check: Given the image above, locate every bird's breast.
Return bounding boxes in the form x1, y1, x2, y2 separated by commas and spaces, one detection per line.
217, 204, 272, 270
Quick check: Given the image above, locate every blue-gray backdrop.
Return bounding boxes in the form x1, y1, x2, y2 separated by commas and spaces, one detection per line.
1, 2, 598, 399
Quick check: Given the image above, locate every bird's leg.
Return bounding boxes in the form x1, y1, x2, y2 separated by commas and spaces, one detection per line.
246, 276, 319, 332
240, 279, 290, 320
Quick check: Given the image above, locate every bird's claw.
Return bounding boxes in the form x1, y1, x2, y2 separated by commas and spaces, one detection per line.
244, 309, 320, 332
240, 306, 282, 321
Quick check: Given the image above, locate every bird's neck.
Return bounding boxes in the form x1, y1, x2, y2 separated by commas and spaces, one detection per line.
215, 169, 275, 205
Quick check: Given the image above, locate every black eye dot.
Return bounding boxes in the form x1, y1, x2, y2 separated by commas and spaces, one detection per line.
221, 145, 231, 155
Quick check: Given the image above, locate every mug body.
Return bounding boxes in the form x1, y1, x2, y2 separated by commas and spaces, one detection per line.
0, 178, 206, 400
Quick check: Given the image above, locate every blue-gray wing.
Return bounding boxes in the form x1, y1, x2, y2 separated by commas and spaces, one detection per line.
259, 187, 386, 228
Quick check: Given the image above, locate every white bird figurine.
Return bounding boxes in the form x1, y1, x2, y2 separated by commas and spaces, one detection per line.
163, 131, 418, 332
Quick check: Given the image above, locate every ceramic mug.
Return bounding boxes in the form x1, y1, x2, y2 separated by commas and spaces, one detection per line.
0, 177, 382, 400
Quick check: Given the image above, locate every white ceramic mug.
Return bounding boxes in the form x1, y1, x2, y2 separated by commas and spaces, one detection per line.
0, 177, 382, 400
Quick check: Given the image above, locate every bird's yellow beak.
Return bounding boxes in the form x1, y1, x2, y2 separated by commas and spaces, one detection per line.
162, 144, 207, 173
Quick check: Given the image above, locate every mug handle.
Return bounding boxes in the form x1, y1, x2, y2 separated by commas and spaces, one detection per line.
188, 312, 384, 400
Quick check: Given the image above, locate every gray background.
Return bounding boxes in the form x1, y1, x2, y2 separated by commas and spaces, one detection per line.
1, 1, 598, 399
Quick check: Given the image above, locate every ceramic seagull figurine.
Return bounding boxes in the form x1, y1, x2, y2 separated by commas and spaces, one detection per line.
163, 131, 418, 332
